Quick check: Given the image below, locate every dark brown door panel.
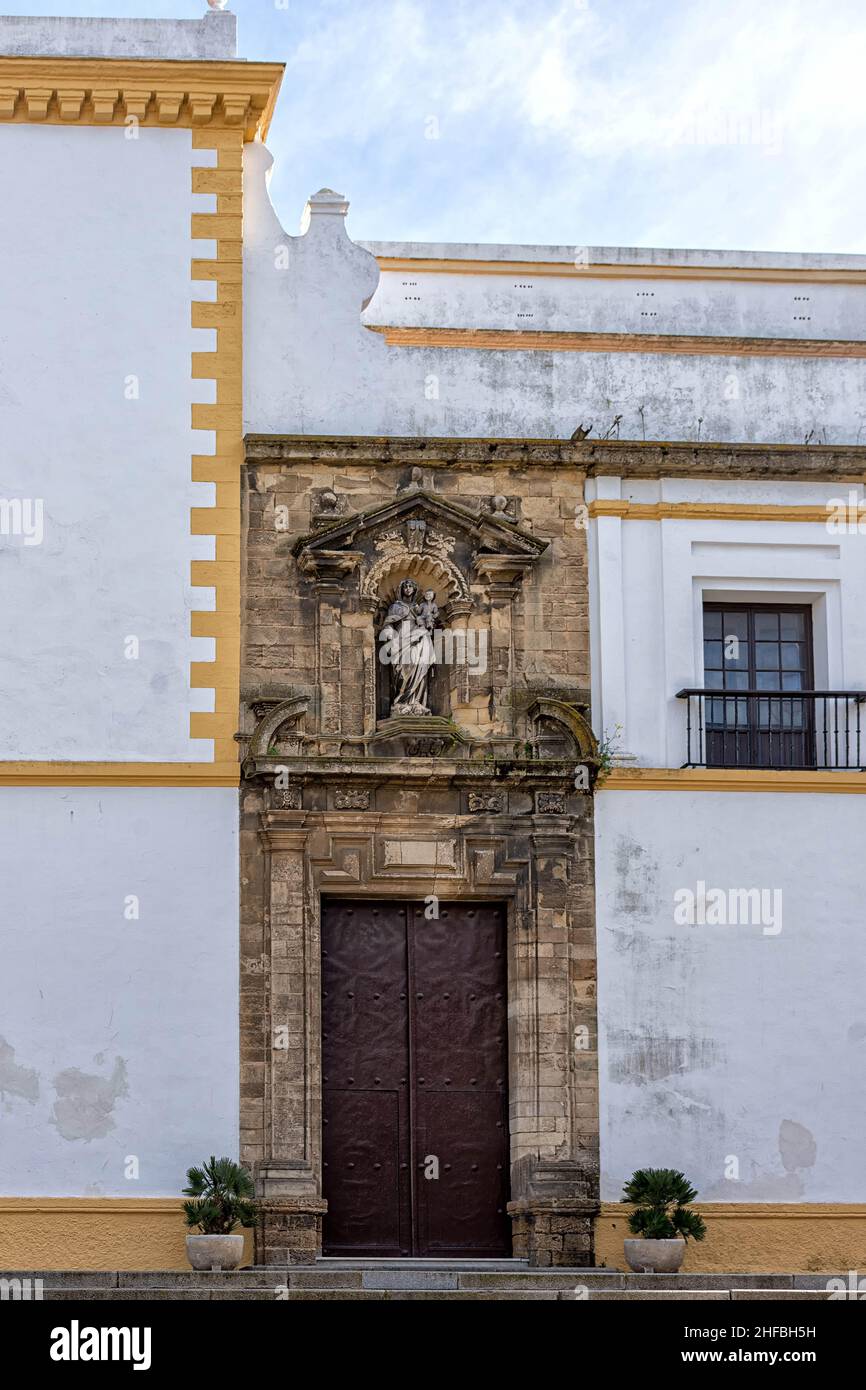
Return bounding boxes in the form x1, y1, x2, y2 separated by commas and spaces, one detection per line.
414, 1089, 510, 1257
321, 898, 510, 1258
322, 1088, 407, 1256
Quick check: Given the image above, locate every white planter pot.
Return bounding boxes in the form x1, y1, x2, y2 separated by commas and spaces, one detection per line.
624, 1237, 686, 1273
186, 1233, 245, 1271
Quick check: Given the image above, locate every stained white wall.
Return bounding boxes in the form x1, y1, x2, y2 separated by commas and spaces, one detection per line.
365, 249, 866, 341
0, 788, 238, 1197
0, 13, 236, 59
595, 789, 866, 1202
0, 124, 218, 761
587, 476, 866, 767
244, 143, 866, 444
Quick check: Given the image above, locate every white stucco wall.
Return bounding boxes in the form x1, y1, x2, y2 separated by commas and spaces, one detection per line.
0, 124, 218, 761
595, 789, 866, 1202
587, 476, 866, 767
0, 13, 237, 59
0, 788, 238, 1197
365, 253, 866, 341
244, 144, 866, 444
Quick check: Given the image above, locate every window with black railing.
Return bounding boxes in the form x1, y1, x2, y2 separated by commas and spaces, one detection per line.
677, 603, 866, 770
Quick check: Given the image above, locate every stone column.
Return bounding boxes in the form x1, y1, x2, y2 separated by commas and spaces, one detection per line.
507, 824, 600, 1266
446, 598, 472, 711
473, 555, 534, 735
256, 819, 326, 1265
316, 585, 343, 736
298, 551, 361, 737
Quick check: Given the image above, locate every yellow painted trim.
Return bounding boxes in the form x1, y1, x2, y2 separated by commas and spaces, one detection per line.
596, 1204, 866, 1274
376, 255, 866, 286
605, 767, 866, 793
588, 499, 851, 523
0, 765, 238, 786
0, 56, 284, 140
369, 324, 866, 359
188, 125, 243, 774
0, 1199, 252, 1272
0, 1198, 184, 1212
1, 1197, 863, 1273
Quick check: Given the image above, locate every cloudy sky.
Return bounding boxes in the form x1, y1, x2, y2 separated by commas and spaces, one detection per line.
6, 0, 866, 253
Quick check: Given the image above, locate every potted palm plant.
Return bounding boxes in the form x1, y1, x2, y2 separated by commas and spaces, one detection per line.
182, 1156, 258, 1271
621, 1167, 707, 1272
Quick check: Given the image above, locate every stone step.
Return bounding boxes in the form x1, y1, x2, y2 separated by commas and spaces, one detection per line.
0, 1268, 845, 1302
312, 1258, 530, 1269
13, 1284, 839, 1302
35, 1287, 559, 1301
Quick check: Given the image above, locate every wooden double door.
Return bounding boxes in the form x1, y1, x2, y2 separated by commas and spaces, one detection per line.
321, 898, 511, 1257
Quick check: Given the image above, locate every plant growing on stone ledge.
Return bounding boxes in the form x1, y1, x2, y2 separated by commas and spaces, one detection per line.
182, 1156, 257, 1236
592, 723, 623, 785
623, 1168, 707, 1242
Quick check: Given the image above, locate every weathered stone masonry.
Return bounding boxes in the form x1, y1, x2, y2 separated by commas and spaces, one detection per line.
239, 436, 601, 1265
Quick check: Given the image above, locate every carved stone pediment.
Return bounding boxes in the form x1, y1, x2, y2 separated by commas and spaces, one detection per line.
292, 490, 548, 611
247, 696, 309, 761
528, 698, 596, 761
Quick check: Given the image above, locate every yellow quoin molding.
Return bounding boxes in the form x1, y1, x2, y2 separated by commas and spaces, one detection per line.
376, 255, 866, 286
0, 57, 283, 787
0, 1199, 252, 1272
587, 499, 858, 523
187, 122, 244, 777
604, 768, 866, 793
596, 1204, 866, 1274
368, 324, 866, 359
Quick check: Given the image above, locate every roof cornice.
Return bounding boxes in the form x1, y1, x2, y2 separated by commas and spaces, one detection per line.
244, 433, 866, 481
0, 55, 284, 139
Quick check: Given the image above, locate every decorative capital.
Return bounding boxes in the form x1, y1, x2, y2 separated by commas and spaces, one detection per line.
296, 548, 363, 585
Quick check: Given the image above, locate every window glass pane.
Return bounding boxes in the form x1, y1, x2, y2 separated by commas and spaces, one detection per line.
756, 642, 781, 669
781, 642, 803, 670
754, 612, 779, 639
703, 609, 722, 638
723, 637, 748, 669
703, 640, 723, 669
705, 668, 723, 689
756, 671, 779, 690
779, 611, 805, 639
725, 670, 749, 690
781, 671, 805, 691
723, 611, 749, 639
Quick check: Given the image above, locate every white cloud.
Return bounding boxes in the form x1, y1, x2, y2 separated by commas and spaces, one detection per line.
4, 0, 865, 251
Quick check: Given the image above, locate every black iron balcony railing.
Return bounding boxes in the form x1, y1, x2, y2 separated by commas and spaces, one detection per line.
676, 689, 866, 770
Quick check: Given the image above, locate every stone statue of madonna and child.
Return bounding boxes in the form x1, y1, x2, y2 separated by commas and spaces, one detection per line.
378, 577, 440, 716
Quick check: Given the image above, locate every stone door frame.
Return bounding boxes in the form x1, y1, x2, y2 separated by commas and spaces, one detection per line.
252, 804, 600, 1266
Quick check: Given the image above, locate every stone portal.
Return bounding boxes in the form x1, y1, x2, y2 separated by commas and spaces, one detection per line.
240, 436, 601, 1266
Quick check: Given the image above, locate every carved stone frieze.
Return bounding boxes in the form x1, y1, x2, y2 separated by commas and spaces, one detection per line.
468, 790, 504, 813
333, 787, 370, 810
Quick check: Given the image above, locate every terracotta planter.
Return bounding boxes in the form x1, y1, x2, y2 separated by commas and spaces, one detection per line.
186, 1233, 245, 1271
624, 1237, 686, 1273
